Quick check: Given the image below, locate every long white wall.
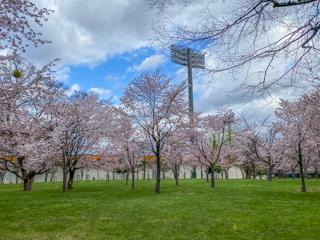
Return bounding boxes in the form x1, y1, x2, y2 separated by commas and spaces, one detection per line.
0, 166, 243, 184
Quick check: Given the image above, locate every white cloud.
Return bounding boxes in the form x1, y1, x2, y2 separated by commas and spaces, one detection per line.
55, 66, 71, 83
89, 87, 112, 99
128, 54, 166, 72
66, 83, 81, 97
27, 0, 154, 66
23, 1, 311, 121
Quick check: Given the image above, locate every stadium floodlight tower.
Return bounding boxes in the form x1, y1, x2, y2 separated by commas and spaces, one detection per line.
170, 45, 205, 121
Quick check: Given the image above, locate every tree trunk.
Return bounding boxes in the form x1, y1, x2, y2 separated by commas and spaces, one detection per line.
106, 173, 109, 183
206, 167, 209, 182
191, 167, 197, 179
67, 168, 76, 190
267, 164, 273, 181
298, 143, 307, 192
245, 168, 251, 179
23, 175, 34, 191
252, 164, 256, 179
131, 169, 135, 189
143, 160, 146, 179
81, 169, 84, 181
200, 168, 203, 179
240, 169, 245, 179
315, 168, 319, 180
210, 164, 215, 188
125, 171, 129, 185
62, 170, 68, 193
224, 170, 229, 180
292, 169, 296, 179
50, 170, 55, 183
0, 171, 4, 184
44, 172, 49, 182
155, 149, 161, 193
174, 164, 179, 186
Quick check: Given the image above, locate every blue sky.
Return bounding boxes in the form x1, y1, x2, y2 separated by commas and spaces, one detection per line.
64, 47, 184, 104
25, 0, 303, 120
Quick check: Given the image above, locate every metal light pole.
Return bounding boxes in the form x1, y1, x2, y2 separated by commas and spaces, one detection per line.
171, 45, 205, 179
170, 45, 205, 121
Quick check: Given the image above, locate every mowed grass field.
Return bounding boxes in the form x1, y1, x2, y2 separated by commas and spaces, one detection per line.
0, 179, 319, 240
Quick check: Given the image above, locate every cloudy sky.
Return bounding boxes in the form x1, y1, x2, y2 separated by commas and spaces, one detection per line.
25, 0, 306, 121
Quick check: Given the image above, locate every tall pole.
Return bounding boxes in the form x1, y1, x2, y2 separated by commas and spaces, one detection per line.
187, 48, 194, 123
171, 45, 205, 179
187, 48, 196, 179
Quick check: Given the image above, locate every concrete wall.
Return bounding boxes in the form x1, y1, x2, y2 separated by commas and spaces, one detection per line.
0, 165, 243, 184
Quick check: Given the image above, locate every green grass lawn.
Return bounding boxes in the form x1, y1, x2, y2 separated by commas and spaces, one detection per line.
0, 179, 319, 240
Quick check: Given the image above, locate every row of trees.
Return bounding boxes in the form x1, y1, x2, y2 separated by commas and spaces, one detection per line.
234, 90, 320, 192
0, 59, 230, 193
0, 0, 319, 194
1, 59, 319, 194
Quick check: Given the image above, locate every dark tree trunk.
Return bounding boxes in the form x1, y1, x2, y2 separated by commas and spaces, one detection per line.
131, 169, 135, 189
62, 170, 68, 193
191, 167, 197, 179
125, 171, 129, 185
206, 167, 209, 182
50, 170, 55, 183
210, 164, 215, 188
315, 168, 319, 180
68, 168, 76, 190
245, 168, 251, 179
240, 169, 245, 179
200, 168, 203, 179
44, 172, 49, 182
0, 171, 4, 184
81, 169, 84, 181
267, 163, 273, 181
23, 175, 34, 191
224, 170, 229, 180
252, 164, 256, 179
143, 160, 146, 179
155, 147, 161, 193
106, 173, 109, 183
298, 142, 307, 192
173, 164, 179, 186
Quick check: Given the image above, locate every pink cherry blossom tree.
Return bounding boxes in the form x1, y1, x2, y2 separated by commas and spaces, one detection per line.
51, 93, 112, 192
304, 89, 320, 180
0, 0, 53, 61
0, 57, 60, 191
275, 98, 310, 192
163, 129, 190, 185
238, 116, 280, 181
191, 108, 235, 188
108, 109, 145, 189
121, 71, 187, 193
